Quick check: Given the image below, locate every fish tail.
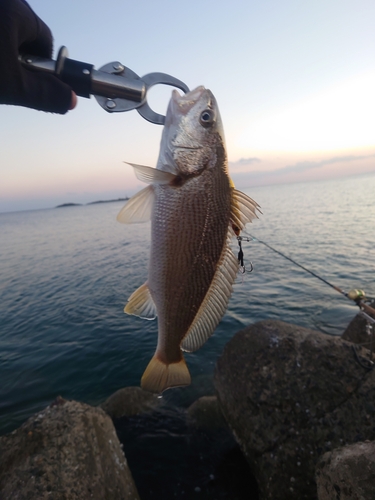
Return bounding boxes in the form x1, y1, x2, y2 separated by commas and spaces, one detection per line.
141, 354, 191, 394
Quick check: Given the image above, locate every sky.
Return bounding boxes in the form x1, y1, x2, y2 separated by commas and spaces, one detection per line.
1, 0, 374, 212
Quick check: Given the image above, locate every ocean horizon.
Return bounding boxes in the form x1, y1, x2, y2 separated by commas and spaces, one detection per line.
2, 170, 373, 216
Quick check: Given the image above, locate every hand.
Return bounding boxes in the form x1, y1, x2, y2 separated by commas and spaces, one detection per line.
0, 0, 76, 113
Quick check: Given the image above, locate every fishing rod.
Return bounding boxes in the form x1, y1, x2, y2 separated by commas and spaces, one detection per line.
238, 234, 375, 322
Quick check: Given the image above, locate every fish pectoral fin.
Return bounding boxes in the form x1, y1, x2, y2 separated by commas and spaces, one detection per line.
124, 282, 157, 320
117, 185, 155, 224
230, 188, 262, 234
141, 355, 191, 393
181, 238, 239, 353
125, 162, 176, 185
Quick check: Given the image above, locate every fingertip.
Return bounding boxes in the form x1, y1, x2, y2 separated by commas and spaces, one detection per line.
69, 91, 78, 110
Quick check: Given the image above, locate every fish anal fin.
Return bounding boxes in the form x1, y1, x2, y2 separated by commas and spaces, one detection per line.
117, 185, 155, 224
181, 234, 239, 353
124, 282, 157, 320
125, 162, 176, 184
231, 188, 262, 234
141, 355, 191, 393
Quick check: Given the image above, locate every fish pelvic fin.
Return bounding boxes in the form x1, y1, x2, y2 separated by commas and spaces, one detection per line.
117, 164, 179, 224
117, 185, 155, 224
141, 355, 191, 394
230, 188, 262, 236
124, 282, 157, 320
125, 162, 176, 184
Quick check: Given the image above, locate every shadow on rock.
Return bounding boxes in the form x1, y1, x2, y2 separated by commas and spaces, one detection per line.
114, 403, 259, 499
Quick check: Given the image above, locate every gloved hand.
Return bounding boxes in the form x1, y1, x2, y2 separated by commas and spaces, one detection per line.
0, 0, 76, 113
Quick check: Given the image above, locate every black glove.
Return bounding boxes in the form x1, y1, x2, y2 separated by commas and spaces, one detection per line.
0, 0, 75, 113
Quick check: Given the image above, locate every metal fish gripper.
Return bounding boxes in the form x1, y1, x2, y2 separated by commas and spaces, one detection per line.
19, 46, 190, 125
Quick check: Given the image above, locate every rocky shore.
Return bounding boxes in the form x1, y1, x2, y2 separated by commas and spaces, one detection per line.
0, 397, 140, 499
214, 319, 375, 499
1, 307, 374, 499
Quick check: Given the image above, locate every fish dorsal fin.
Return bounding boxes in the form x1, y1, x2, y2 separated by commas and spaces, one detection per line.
117, 185, 155, 224
124, 282, 157, 320
180, 235, 238, 353
125, 163, 176, 184
230, 188, 261, 233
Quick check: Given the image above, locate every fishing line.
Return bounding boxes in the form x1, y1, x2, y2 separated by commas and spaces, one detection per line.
351, 345, 374, 370
239, 233, 375, 351
241, 233, 375, 311
240, 234, 348, 297
240, 232, 375, 368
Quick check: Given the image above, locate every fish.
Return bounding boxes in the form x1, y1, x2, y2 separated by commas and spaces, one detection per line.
117, 86, 260, 393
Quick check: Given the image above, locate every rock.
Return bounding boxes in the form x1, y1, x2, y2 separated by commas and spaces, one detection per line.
0, 397, 140, 500
101, 386, 161, 419
187, 396, 228, 430
316, 440, 375, 500
342, 300, 375, 347
214, 319, 375, 500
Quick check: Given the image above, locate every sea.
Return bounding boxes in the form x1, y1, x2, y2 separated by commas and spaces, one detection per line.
1, 172, 374, 498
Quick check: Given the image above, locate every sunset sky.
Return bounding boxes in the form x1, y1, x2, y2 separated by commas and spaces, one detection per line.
1, 0, 374, 212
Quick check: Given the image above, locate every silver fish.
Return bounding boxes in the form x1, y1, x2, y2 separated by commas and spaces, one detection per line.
117, 86, 260, 393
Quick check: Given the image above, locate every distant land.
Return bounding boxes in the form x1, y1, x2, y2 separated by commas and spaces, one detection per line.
87, 198, 129, 205
56, 203, 82, 208
56, 198, 129, 208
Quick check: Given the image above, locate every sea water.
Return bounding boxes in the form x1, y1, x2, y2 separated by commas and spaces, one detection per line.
1, 172, 374, 496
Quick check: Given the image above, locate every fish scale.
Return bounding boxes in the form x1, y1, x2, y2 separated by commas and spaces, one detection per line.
150, 168, 231, 362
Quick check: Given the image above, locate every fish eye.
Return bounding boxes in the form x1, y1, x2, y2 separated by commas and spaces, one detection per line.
199, 109, 215, 128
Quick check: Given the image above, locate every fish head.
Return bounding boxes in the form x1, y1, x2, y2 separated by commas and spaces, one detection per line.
157, 86, 227, 176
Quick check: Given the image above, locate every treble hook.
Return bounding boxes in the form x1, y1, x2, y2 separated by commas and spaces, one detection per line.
237, 237, 253, 274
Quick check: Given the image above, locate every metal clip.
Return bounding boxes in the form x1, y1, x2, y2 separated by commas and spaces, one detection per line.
20, 46, 190, 125
94, 64, 189, 125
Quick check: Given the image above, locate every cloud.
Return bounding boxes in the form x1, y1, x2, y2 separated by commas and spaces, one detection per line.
278, 154, 375, 176
228, 157, 261, 171
229, 153, 375, 187
232, 157, 262, 165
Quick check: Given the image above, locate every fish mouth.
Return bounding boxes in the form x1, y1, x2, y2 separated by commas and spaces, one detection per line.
171, 86, 208, 116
